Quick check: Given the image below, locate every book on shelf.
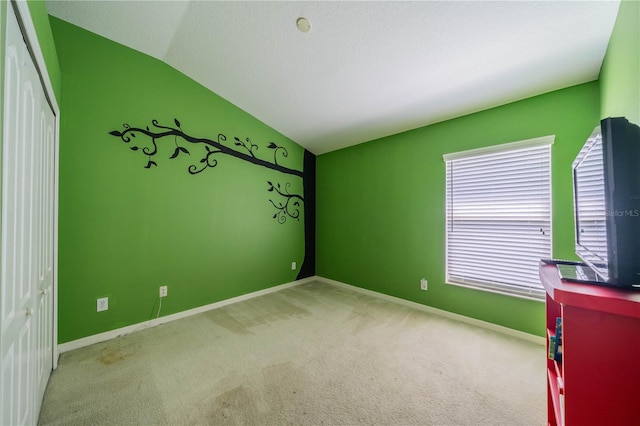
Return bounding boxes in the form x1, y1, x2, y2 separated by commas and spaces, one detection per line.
548, 317, 563, 361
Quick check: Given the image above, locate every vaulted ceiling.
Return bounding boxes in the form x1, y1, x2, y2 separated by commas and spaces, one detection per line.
46, 1, 620, 154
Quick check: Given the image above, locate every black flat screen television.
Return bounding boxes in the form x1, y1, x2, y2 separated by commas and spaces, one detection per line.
572, 117, 640, 289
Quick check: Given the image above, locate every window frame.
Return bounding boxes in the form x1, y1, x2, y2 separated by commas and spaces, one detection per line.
443, 135, 554, 301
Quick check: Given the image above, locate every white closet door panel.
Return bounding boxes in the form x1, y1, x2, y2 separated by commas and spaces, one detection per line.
1, 9, 20, 334
1, 345, 16, 426
1, 5, 56, 425
1, 9, 29, 426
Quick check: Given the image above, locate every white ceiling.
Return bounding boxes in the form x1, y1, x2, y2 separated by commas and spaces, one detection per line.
46, 1, 621, 155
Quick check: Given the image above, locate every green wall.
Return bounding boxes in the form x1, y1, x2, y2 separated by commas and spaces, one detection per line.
599, 0, 640, 124
51, 18, 308, 343
317, 83, 600, 337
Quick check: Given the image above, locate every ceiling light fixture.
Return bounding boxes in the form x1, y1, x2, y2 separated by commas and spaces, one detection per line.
296, 17, 311, 33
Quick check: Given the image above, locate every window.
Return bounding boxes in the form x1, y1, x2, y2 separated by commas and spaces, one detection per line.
443, 136, 554, 300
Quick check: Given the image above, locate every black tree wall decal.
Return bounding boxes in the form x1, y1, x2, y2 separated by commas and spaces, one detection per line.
109, 119, 316, 279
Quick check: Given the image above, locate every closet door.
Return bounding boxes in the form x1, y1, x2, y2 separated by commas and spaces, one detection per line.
1, 5, 55, 425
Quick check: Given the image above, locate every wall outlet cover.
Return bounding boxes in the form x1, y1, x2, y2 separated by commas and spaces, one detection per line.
159, 286, 168, 298
97, 297, 108, 312
291, 262, 296, 270
420, 278, 428, 291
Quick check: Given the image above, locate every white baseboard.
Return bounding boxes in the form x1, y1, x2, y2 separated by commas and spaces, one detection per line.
58, 276, 318, 354
317, 277, 545, 346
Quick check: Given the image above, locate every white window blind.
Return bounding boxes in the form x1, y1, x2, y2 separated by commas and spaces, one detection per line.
444, 136, 554, 300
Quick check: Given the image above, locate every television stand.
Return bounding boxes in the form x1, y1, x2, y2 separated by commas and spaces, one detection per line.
540, 262, 640, 425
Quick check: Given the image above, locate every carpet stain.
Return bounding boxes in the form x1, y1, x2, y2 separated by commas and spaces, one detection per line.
207, 385, 261, 423
253, 296, 312, 323
98, 348, 128, 365
206, 310, 255, 335
190, 363, 309, 424
206, 294, 311, 335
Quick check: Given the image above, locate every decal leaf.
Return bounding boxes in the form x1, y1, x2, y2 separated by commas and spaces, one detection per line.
109, 130, 122, 137
267, 142, 277, 149
179, 147, 190, 155
174, 118, 181, 128
130, 146, 139, 151
170, 148, 180, 159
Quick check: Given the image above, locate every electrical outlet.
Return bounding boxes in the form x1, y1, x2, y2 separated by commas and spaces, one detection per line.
291, 262, 296, 270
97, 297, 108, 312
420, 278, 428, 291
159, 285, 168, 298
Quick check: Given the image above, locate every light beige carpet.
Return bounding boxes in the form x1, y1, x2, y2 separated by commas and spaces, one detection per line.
38, 281, 545, 425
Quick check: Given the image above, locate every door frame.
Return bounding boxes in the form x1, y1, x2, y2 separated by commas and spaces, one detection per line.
8, 0, 60, 369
